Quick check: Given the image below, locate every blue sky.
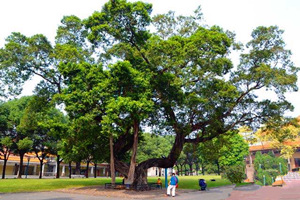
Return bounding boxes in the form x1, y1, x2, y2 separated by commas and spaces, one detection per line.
0, 0, 299, 117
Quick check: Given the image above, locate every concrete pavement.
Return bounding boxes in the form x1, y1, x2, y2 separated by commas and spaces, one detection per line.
227, 180, 300, 200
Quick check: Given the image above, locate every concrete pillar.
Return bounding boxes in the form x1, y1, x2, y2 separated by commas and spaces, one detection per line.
42, 164, 45, 176
54, 162, 57, 176
61, 165, 65, 177
33, 165, 37, 175
91, 166, 94, 175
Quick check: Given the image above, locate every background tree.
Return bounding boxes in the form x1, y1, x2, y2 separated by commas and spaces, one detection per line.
174, 152, 187, 176
137, 133, 173, 163
182, 143, 198, 175
18, 96, 67, 178
2, 96, 33, 178
198, 132, 248, 175
256, 117, 300, 171
137, 133, 173, 176
0, 15, 94, 97
0, 102, 14, 179
0, 137, 14, 179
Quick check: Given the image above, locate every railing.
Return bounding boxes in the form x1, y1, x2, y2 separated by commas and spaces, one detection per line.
71, 174, 86, 178
43, 172, 55, 176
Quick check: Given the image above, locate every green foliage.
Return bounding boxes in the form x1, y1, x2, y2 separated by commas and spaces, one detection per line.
16, 137, 33, 151
85, 0, 152, 46
137, 133, 173, 163
0, 136, 13, 149
198, 132, 249, 171
254, 151, 288, 185
223, 164, 246, 184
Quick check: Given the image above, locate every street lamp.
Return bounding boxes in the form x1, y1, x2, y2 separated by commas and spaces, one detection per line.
161, 155, 168, 188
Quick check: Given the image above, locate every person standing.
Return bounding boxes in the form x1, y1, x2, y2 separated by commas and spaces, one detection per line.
167, 173, 178, 197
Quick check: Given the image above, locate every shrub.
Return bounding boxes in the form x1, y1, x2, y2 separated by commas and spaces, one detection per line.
254, 151, 288, 185
256, 168, 279, 185
223, 165, 246, 184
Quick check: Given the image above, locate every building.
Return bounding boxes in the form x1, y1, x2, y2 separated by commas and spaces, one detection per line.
0, 153, 109, 178
246, 139, 300, 171
147, 167, 174, 177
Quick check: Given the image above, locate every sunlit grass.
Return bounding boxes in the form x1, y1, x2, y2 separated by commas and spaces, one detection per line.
148, 175, 232, 189
0, 177, 118, 193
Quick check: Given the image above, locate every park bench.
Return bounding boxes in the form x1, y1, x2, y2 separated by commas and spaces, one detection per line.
149, 183, 162, 189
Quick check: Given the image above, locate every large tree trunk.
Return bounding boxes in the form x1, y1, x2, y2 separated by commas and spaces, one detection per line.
115, 130, 186, 186
134, 134, 186, 186
39, 160, 43, 179
17, 153, 25, 179
110, 134, 116, 185
133, 166, 148, 186
2, 159, 8, 179
56, 155, 61, 178
126, 120, 139, 185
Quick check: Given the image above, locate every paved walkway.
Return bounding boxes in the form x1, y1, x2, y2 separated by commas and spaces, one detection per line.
226, 180, 300, 200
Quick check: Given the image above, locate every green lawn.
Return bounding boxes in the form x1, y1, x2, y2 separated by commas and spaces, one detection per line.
0, 175, 232, 193
0, 178, 117, 193
148, 175, 232, 189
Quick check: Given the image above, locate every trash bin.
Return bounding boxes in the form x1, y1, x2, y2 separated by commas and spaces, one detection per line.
199, 179, 207, 191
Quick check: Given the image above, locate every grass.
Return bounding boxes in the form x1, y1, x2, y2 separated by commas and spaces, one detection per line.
0, 177, 120, 193
0, 175, 232, 193
148, 175, 232, 189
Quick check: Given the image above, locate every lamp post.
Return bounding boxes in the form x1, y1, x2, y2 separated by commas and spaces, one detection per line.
164, 168, 168, 188
263, 175, 266, 186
